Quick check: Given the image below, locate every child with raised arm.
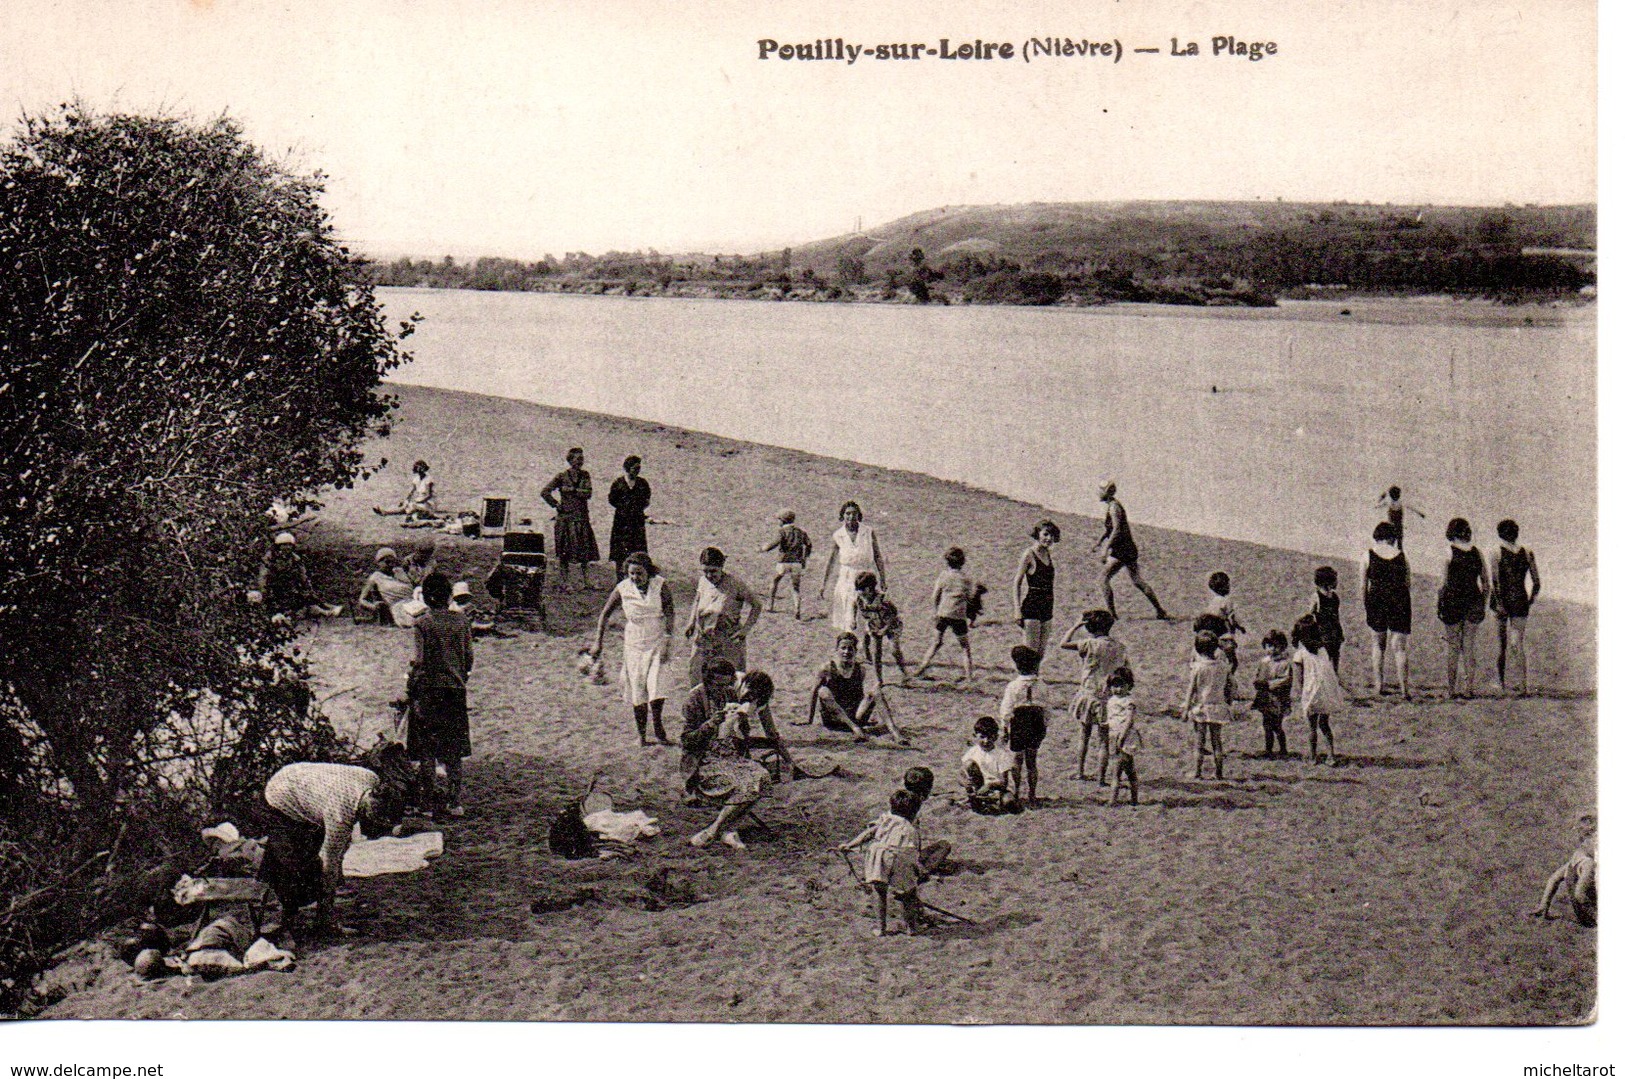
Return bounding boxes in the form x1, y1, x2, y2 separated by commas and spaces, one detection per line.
1377, 485, 1424, 551
1104, 668, 1142, 806
1252, 630, 1293, 758
1182, 630, 1234, 780
1000, 645, 1049, 808
854, 571, 909, 685
961, 715, 1019, 814
761, 509, 813, 620
1291, 616, 1343, 766
840, 789, 926, 936
915, 547, 975, 682
1060, 608, 1130, 784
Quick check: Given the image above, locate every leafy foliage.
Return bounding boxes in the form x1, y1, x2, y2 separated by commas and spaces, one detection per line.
0, 104, 409, 1010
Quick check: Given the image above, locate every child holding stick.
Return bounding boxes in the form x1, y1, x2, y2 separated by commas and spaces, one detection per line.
840, 789, 926, 936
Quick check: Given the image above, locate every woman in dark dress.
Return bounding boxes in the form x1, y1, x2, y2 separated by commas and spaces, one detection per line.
607, 455, 652, 577
541, 447, 600, 591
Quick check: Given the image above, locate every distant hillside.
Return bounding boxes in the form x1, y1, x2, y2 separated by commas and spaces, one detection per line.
790, 200, 1596, 280
362, 200, 1596, 307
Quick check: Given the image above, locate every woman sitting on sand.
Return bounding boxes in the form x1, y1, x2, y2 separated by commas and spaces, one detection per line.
680, 660, 775, 850
819, 500, 885, 635
807, 632, 908, 743
373, 459, 439, 523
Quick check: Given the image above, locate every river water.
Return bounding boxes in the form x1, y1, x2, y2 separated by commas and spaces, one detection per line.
380, 287, 1596, 603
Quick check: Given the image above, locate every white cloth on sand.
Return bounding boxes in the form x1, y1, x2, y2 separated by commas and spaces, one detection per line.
583, 808, 661, 844
342, 829, 444, 877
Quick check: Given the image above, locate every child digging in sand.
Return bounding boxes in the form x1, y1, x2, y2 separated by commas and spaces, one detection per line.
915, 547, 975, 682
761, 510, 813, 619
1060, 607, 1130, 784
840, 789, 927, 936
1252, 630, 1293, 758
1000, 645, 1049, 808
1104, 668, 1142, 806
1182, 630, 1234, 780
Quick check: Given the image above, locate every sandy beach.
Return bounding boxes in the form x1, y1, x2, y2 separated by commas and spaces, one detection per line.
39, 383, 1595, 1023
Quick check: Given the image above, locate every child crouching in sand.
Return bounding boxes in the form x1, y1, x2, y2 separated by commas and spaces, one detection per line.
840, 789, 927, 936
962, 715, 1020, 814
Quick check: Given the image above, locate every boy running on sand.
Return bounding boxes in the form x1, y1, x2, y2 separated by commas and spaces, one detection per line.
1292, 617, 1343, 766
1104, 668, 1142, 806
1000, 645, 1049, 808
915, 547, 975, 682
1252, 630, 1293, 758
962, 716, 1019, 814
840, 789, 927, 936
1060, 608, 1130, 784
761, 510, 813, 619
1182, 630, 1234, 780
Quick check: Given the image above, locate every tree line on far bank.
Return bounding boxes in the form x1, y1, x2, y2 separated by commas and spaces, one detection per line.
361, 202, 1596, 307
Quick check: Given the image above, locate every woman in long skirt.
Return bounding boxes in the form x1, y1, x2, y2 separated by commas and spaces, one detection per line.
541, 447, 600, 591
607, 455, 652, 578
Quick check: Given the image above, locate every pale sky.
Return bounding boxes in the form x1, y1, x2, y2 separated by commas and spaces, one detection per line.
0, 0, 1596, 259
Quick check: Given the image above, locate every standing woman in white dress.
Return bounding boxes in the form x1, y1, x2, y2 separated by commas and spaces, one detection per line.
819, 500, 885, 634
590, 552, 675, 746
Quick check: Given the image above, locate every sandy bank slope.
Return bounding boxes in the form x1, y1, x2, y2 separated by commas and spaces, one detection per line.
44, 383, 1594, 1023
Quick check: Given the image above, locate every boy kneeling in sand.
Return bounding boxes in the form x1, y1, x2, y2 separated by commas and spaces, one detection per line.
840, 789, 927, 936
961, 715, 1020, 814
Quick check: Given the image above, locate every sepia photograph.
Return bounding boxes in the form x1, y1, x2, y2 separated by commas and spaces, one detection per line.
0, 0, 1605, 1072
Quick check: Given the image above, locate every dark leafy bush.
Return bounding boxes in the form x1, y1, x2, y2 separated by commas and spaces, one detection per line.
0, 104, 409, 1012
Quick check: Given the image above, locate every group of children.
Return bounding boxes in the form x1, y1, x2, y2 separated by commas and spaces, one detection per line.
931, 560, 1355, 827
